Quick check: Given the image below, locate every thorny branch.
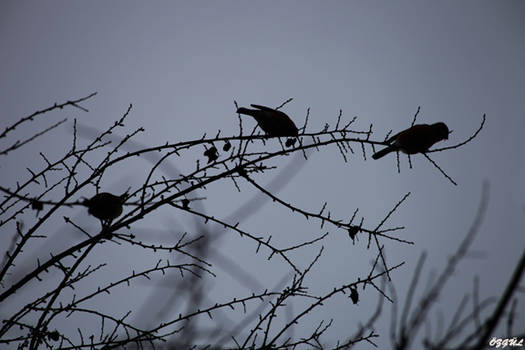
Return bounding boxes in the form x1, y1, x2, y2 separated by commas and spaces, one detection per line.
0, 95, 496, 350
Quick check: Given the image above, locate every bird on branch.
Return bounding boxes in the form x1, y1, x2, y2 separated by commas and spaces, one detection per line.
372, 122, 450, 160
84, 192, 127, 226
237, 104, 298, 137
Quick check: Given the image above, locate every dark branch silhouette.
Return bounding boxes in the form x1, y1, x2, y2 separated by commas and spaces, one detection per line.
0, 94, 510, 350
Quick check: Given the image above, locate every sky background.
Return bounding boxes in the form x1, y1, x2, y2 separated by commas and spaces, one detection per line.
1, 1, 524, 348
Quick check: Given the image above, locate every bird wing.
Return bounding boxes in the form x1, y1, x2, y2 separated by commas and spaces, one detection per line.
386, 124, 429, 144
386, 131, 401, 144
250, 104, 276, 112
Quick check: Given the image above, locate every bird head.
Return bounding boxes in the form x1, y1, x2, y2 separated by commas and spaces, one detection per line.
432, 122, 450, 140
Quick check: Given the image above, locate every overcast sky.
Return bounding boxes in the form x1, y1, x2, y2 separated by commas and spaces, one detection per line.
1, 1, 524, 348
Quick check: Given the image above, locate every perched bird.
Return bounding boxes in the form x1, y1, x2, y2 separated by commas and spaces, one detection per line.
372, 122, 449, 160
236, 104, 298, 137
84, 192, 127, 224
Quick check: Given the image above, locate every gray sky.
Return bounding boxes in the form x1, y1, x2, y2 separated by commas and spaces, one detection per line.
1, 1, 524, 348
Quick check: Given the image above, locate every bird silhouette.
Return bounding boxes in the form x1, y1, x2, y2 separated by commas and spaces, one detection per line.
84, 192, 127, 225
236, 104, 298, 137
372, 122, 449, 160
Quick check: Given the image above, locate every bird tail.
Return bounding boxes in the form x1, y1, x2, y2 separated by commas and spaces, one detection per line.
372, 146, 395, 160
236, 107, 255, 116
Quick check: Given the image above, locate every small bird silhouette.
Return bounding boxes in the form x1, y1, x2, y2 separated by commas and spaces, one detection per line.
372, 122, 449, 160
236, 104, 298, 137
84, 192, 127, 225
